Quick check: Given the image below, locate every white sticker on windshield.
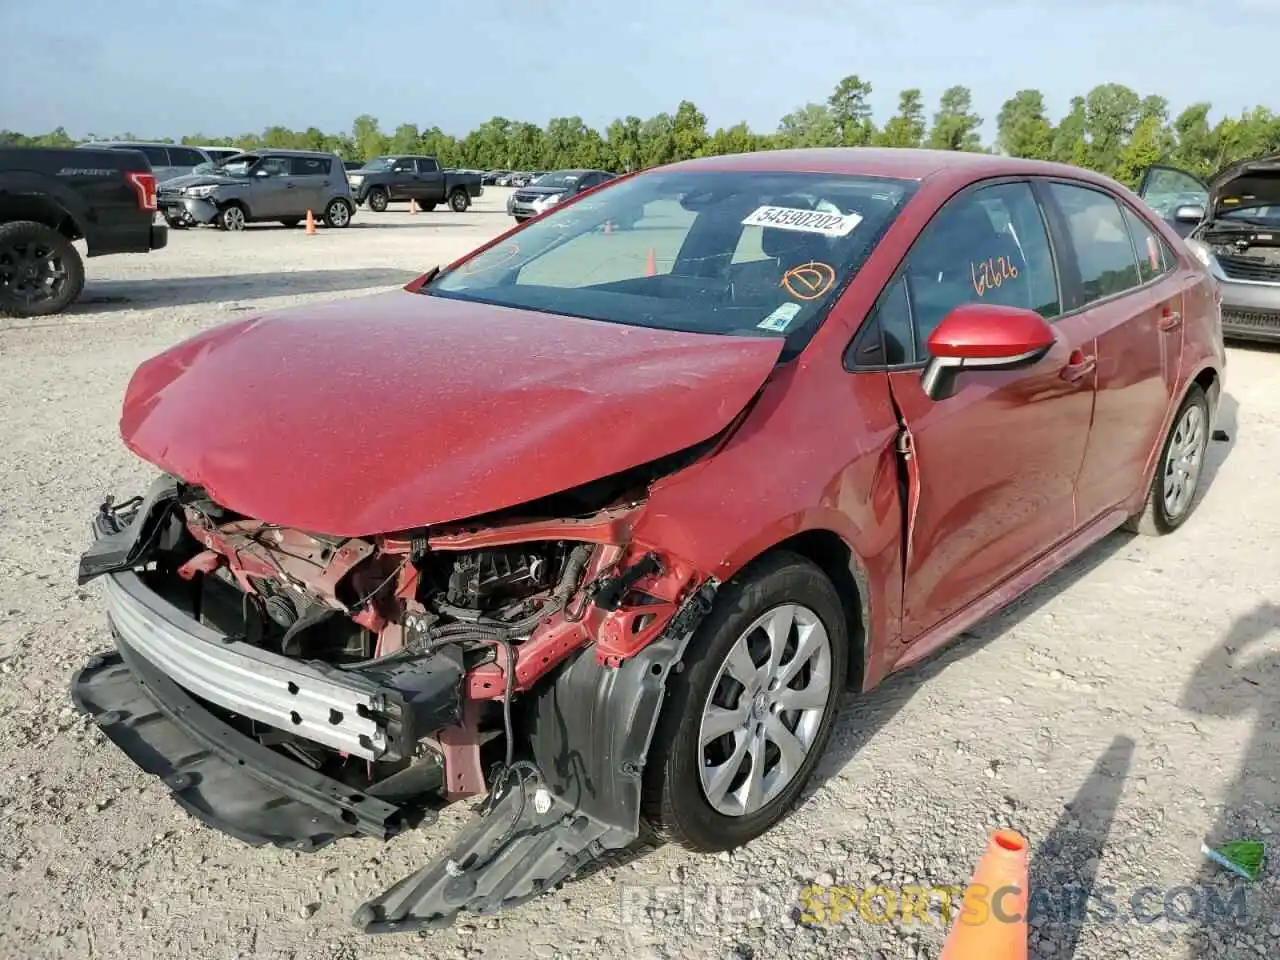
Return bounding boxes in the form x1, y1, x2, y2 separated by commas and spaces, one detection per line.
742, 205, 863, 237
758, 302, 802, 332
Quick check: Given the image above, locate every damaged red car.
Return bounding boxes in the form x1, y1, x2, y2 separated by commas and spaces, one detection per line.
74, 147, 1226, 932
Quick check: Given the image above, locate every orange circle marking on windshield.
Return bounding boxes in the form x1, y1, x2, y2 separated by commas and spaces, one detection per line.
781, 262, 836, 300
462, 242, 520, 274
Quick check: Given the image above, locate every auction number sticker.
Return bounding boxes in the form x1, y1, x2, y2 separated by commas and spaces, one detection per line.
742, 205, 863, 237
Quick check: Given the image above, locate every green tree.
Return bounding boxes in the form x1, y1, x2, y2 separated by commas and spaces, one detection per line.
926, 85, 982, 151
671, 100, 709, 159
1083, 83, 1141, 176
775, 103, 840, 148
1051, 96, 1089, 167
877, 90, 926, 148
996, 90, 1054, 159
827, 75, 876, 146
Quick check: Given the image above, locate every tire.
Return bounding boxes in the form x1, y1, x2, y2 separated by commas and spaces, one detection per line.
1123, 383, 1210, 536
0, 220, 86, 318
323, 199, 352, 229
420, 202, 437, 212
641, 551, 848, 852
217, 204, 247, 231
367, 188, 389, 213
449, 189, 470, 212
279, 218, 302, 229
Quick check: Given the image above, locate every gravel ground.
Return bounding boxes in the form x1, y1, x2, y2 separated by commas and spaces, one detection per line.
1, 188, 1278, 960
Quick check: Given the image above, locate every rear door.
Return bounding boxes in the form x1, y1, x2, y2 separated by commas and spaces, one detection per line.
1137, 165, 1211, 237
1038, 180, 1185, 525
415, 157, 445, 203
287, 155, 329, 214
867, 179, 1097, 648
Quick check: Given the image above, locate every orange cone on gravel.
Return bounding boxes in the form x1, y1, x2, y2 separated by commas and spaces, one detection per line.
645, 247, 656, 277
940, 829, 1029, 960
305, 209, 316, 235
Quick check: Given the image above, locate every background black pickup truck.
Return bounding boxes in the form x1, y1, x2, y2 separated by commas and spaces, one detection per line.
0, 147, 166, 318
347, 156, 484, 213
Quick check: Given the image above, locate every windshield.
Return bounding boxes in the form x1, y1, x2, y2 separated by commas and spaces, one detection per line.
1219, 204, 1280, 227
361, 158, 395, 172
427, 169, 915, 356
532, 171, 583, 189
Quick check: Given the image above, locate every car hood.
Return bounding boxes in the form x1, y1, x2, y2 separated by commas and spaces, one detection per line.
119, 289, 784, 536
1208, 152, 1280, 215
161, 172, 241, 190
517, 184, 572, 196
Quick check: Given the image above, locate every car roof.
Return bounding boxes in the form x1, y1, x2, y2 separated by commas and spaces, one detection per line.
662, 147, 1122, 189
231, 148, 336, 157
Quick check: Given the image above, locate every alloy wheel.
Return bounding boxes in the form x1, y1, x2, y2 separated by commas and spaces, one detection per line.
697, 603, 833, 817
0, 239, 70, 310
1163, 402, 1206, 519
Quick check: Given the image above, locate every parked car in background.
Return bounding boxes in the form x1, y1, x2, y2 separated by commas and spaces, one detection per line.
78, 141, 211, 183
156, 149, 354, 230
347, 156, 483, 212
1139, 153, 1280, 343
343, 160, 364, 172
507, 168, 617, 221
483, 170, 510, 185
1, 146, 166, 317
198, 146, 242, 166
72, 147, 1225, 932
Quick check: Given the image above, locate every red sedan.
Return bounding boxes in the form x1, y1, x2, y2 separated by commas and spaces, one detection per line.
75, 148, 1225, 932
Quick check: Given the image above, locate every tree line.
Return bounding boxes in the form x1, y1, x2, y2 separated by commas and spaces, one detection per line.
4, 75, 1278, 188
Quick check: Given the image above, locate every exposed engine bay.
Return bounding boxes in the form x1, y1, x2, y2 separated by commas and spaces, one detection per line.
1199, 218, 1280, 280
77, 474, 707, 814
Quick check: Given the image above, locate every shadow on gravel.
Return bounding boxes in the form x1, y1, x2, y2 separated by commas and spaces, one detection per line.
1027, 734, 1134, 959
1179, 603, 1280, 959
815, 530, 1130, 786
70, 268, 421, 312
1200, 390, 1240, 497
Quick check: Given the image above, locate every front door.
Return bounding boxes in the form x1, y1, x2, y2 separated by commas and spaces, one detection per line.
1136, 164, 1210, 237
1039, 182, 1188, 523
247, 156, 293, 218
880, 180, 1096, 643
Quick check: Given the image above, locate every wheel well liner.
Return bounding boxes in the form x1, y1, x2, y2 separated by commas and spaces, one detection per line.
0, 194, 84, 242
755, 529, 868, 689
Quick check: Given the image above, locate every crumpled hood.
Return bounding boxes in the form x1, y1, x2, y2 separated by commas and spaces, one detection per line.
119, 289, 783, 536
160, 172, 239, 190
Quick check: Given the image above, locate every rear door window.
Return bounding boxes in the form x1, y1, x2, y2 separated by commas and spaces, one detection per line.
1120, 204, 1174, 284
1047, 183, 1142, 304
416, 158, 439, 173
289, 156, 330, 176
138, 145, 170, 166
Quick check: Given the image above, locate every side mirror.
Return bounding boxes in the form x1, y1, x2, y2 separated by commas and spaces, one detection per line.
921, 304, 1056, 402
1174, 203, 1206, 224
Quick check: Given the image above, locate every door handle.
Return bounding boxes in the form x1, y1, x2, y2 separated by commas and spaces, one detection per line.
1159, 306, 1183, 331
1060, 351, 1096, 383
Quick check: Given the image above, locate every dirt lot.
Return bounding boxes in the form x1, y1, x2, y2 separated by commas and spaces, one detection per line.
1, 188, 1277, 960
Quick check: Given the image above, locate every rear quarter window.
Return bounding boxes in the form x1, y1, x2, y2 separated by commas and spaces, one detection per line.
290, 156, 331, 176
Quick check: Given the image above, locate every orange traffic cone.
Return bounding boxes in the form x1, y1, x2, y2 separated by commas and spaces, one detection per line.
603, 219, 613, 234
409, 198, 418, 214
305, 209, 316, 235
645, 247, 656, 277
940, 830, 1029, 960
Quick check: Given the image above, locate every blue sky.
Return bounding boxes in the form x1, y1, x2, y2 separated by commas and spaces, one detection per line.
1, 0, 1277, 141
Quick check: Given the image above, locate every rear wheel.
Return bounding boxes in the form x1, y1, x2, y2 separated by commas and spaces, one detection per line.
367, 188, 389, 213
0, 220, 86, 318
323, 199, 352, 228
419, 201, 437, 212
217, 204, 247, 231
449, 189, 470, 212
641, 552, 847, 851
1124, 383, 1210, 535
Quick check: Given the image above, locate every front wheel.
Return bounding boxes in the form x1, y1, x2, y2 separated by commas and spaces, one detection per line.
449, 189, 470, 212
0, 220, 86, 318
1124, 383, 1210, 535
641, 552, 848, 852
217, 204, 247, 231
323, 199, 352, 228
